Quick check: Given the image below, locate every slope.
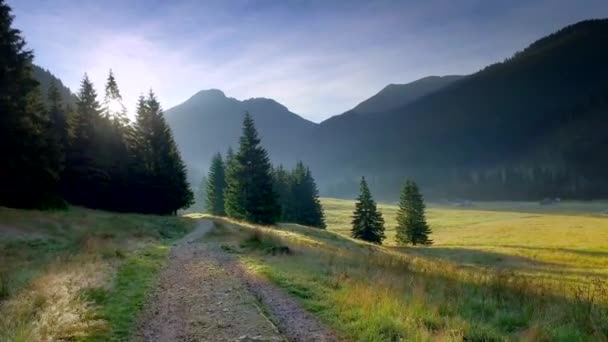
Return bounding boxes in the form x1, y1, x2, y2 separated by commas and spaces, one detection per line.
313, 19, 608, 199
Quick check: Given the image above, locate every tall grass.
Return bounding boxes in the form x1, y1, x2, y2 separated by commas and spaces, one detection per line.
0, 206, 194, 341
209, 218, 608, 340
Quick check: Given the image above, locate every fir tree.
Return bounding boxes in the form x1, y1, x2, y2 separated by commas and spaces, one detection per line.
205, 152, 226, 216
195, 175, 208, 213
224, 113, 279, 224
396, 180, 432, 245
289, 162, 326, 228
351, 177, 385, 244
103, 69, 129, 126
47, 80, 69, 173
62, 74, 107, 207
0, 0, 62, 208
144, 91, 193, 214
272, 164, 293, 221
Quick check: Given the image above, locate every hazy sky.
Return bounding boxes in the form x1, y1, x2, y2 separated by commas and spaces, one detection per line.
10, 0, 608, 122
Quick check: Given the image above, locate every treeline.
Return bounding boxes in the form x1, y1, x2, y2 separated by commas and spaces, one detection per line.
0, 0, 192, 213
204, 114, 325, 228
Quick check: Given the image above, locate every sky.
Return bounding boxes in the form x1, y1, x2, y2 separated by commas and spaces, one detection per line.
9, 0, 608, 122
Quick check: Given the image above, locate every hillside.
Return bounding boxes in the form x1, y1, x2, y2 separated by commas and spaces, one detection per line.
312, 19, 608, 200
165, 89, 317, 174
350, 75, 463, 114
31, 65, 76, 107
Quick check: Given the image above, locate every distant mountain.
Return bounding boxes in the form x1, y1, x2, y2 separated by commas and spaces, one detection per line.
32, 65, 76, 107
313, 19, 608, 200
168, 19, 608, 200
165, 89, 317, 174
351, 75, 463, 114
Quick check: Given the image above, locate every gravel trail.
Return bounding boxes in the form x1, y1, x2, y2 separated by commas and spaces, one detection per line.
135, 220, 338, 342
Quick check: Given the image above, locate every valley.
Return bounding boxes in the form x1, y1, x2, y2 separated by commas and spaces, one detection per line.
2, 0, 608, 340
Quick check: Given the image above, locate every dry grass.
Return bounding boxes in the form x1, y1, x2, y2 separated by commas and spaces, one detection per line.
0, 206, 194, 341
205, 208, 608, 340
322, 197, 608, 284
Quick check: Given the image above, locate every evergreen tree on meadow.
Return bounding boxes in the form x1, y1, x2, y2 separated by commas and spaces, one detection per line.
0, 0, 62, 208
290, 162, 326, 228
225, 113, 279, 224
351, 177, 385, 244
205, 152, 226, 216
272, 164, 294, 221
396, 180, 432, 245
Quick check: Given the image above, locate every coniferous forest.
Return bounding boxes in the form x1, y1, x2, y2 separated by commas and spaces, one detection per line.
205, 113, 326, 227
0, 0, 192, 213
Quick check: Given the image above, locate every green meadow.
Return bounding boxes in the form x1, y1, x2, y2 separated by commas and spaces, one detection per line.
199, 198, 608, 340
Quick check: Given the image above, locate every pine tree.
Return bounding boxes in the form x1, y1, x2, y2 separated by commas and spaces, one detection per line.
303, 166, 326, 228
288, 162, 326, 228
224, 113, 279, 224
205, 152, 226, 216
62, 74, 107, 208
396, 180, 432, 246
351, 177, 385, 244
144, 91, 193, 214
195, 175, 208, 213
47, 80, 69, 174
0, 0, 62, 208
103, 69, 129, 126
272, 164, 293, 221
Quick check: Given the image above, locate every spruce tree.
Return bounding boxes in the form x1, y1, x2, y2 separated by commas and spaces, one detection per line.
224, 113, 279, 224
195, 175, 208, 213
205, 152, 226, 216
351, 177, 385, 244
272, 164, 293, 221
62, 74, 107, 208
103, 69, 129, 125
145, 91, 193, 214
396, 180, 432, 246
289, 162, 326, 228
47, 80, 69, 174
0, 0, 62, 208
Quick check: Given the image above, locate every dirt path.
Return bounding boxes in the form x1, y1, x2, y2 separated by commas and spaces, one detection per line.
136, 220, 337, 342
135, 220, 281, 341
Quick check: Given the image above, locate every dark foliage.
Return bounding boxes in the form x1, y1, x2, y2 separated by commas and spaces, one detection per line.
0, 0, 63, 208
225, 113, 280, 224
205, 152, 226, 216
273, 162, 326, 228
396, 180, 432, 246
351, 177, 385, 244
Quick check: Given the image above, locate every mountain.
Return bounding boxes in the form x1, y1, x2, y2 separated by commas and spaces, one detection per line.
31, 65, 76, 107
351, 75, 463, 114
168, 19, 608, 200
313, 19, 608, 200
165, 89, 317, 175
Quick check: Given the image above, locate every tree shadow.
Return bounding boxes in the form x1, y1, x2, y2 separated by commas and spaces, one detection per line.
388, 246, 608, 280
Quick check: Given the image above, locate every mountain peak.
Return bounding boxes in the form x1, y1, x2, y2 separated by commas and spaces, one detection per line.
193, 88, 226, 99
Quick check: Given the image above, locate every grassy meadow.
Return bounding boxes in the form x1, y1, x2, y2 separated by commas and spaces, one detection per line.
0, 206, 194, 342
324, 198, 608, 284
200, 198, 608, 341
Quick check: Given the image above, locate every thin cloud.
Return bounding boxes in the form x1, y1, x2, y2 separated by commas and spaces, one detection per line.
9, 0, 608, 122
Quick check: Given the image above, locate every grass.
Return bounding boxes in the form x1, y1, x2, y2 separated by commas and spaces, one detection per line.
323, 197, 608, 284
0, 206, 194, 342
202, 198, 608, 341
